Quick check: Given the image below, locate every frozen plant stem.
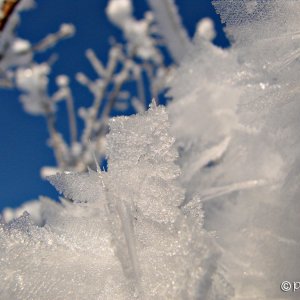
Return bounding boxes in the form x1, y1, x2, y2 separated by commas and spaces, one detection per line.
135, 67, 146, 108
144, 62, 158, 101
101, 66, 129, 124
85, 49, 106, 78
43, 100, 65, 169
32, 24, 75, 53
81, 46, 121, 146
65, 87, 78, 146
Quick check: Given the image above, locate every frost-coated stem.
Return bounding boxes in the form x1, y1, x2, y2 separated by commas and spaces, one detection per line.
144, 62, 158, 102
81, 47, 120, 146
81, 94, 102, 146
32, 24, 75, 53
43, 101, 65, 168
65, 88, 77, 146
85, 49, 106, 78
135, 67, 146, 109
95, 66, 129, 138
147, 0, 191, 63
102, 74, 126, 120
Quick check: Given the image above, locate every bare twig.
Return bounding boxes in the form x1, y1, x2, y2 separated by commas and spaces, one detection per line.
43, 100, 66, 168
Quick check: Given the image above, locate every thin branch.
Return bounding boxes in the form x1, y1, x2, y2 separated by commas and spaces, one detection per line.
144, 62, 158, 101
85, 49, 106, 78
147, 0, 191, 63
134, 66, 146, 109
81, 46, 121, 146
65, 88, 77, 146
93, 67, 129, 139
32, 24, 75, 53
43, 100, 66, 169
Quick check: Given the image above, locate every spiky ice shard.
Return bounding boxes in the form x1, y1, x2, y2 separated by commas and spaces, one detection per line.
0, 105, 228, 299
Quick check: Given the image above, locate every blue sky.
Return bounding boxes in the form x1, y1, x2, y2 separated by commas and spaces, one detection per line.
0, 0, 229, 210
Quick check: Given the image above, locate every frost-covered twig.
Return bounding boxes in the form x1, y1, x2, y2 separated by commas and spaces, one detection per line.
147, 0, 191, 63
79, 46, 122, 147
32, 23, 75, 53
1, 0, 179, 175
44, 102, 66, 169
0, 3, 76, 172
53, 75, 78, 146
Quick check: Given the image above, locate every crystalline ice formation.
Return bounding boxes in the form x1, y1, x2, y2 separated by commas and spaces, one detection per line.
106, 0, 160, 62
0, 105, 227, 299
168, 38, 243, 198
167, 1, 300, 299
2, 200, 43, 226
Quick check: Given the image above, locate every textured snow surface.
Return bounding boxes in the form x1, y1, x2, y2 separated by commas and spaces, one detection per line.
0, 106, 230, 299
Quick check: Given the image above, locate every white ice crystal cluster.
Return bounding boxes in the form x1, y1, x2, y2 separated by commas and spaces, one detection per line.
16, 63, 51, 115
0, 0, 34, 88
14, 23, 76, 116
167, 0, 300, 299
106, 0, 161, 62
168, 38, 242, 198
2, 199, 43, 226
0, 105, 228, 299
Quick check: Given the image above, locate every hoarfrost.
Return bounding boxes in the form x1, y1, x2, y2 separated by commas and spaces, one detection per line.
167, 0, 300, 298
2, 200, 43, 226
0, 105, 226, 299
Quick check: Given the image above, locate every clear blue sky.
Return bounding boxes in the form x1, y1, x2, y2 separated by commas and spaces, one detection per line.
0, 0, 229, 210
